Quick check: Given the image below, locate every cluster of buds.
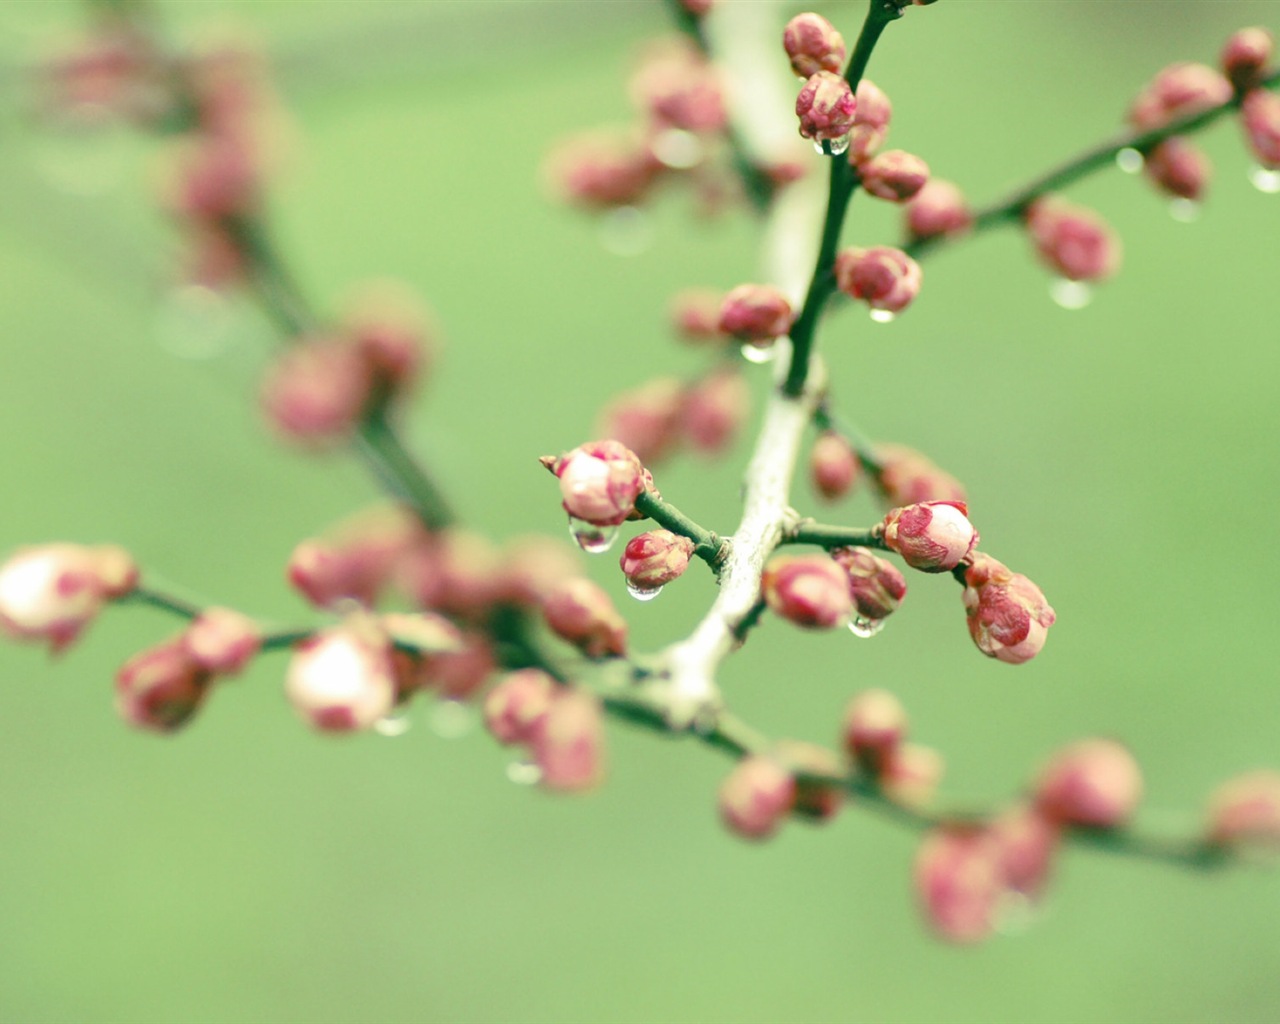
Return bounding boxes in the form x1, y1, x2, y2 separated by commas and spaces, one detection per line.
0, 543, 137, 653
596, 367, 750, 464
843, 689, 944, 807
1226, 26, 1280, 170
485, 670, 606, 791
835, 245, 923, 316
718, 742, 845, 839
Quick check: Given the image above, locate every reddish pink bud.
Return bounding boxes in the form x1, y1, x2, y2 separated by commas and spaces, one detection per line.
0, 543, 136, 653
776, 740, 846, 821
484, 669, 558, 746
881, 501, 978, 573
288, 504, 424, 609
534, 690, 606, 791
989, 803, 1061, 899
420, 632, 497, 701
1242, 88, 1280, 168
846, 79, 892, 162
1128, 62, 1233, 131
285, 616, 397, 732
182, 607, 261, 675
544, 131, 661, 209
1143, 137, 1211, 200
544, 440, 646, 527
858, 149, 930, 202
962, 553, 1056, 665
834, 245, 922, 313
493, 535, 582, 607
596, 377, 685, 465
669, 288, 726, 343
810, 431, 861, 502
341, 285, 434, 395
619, 529, 695, 591
116, 639, 211, 733
783, 14, 847, 79
761, 554, 853, 630
381, 611, 462, 657
1206, 771, 1280, 853
718, 283, 794, 344
831, 547, 907, 622
914, 826, 1002, 944
1221, 27, 1274, 91
882, 743, 945, 809
874, 443, 967, 506
630, 41, 725, 134
795, 71, 857, 144
162, 134, 260, 221
904, 178, 972, 240
1024, 198, 1121, 282
680, 368, 748, 454
719, 755, 796, 840
1035, 738, 1143, 829
40, 27, 157, 118
381, 612, 464, 698
420, 529, 504, 621
261, 338, 373, 446
542, 577, 628, 658
842, 688, 908, 772
679, 0, 714, 14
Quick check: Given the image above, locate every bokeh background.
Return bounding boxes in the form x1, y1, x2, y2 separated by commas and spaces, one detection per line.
1, 2, 1278, 1022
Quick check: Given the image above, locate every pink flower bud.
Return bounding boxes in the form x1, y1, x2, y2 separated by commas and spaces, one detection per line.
858, 149, 930, 202
0, 543, 137, 653
775, 740, 846, 821
783, 14, 847, 79
669, 288, 725, 342
284, 616, 397, 732
795, 71, 857, 144
596, 377, 685, 465
846, 79, 892, 162
842, 688, 908, 772
834, 245, 922, 313
881, 501, 978, 573
1128, 62, 1233, 131
260, 338, 374, 446
542, 577, 628, 658
914, 826, 1002, 944
630, 42, 725, 134
420, 632, 497, 700
680, 0, 714, 14
873, 443, 967, 506
418, 529, 504, 621
904, 178, 972, 240
962, 553, 1056, 665
619, 529, 695, 590
831, 547, 907, 621
761, 554, 853, 630
1205, 770, 1280, 853
1034, 738, 1143, 829
182, 606, 261, 675
1221, 27, 1274, 91
341, 285, 434, 396
881, 742, 944, 809
493, 535, 582, 607
289, 504, 425, 609
680, 367, 749, 455
719, 755, 796, 840
544, 440, 646, 527
1242, 88, 1280, 168
989, 803, 1061, 899
1143, 137, 1211, 200
162, 134, 259, 221
544, 131, 661, 209
1024, 198, 1121, 282
116, 639, 211, 733
483, 669, 558, 746
810, 431, 861, 502
717, 283, 794, 344
534, 690, 606, 791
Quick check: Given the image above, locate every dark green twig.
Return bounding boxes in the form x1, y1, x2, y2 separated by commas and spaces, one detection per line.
634, 489, 728, 568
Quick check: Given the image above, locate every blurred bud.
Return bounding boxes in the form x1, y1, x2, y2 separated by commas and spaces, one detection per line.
681, 368, 749, 454
542, 578, 628, 658
719, 755, 796, 840
534, 690, 606, 791
261, 338, 373, 446
289, 504, 424, 609
873, 443, 966, 506
776, 740, 846, 821
493, 535, 582, 607
680, 0, 714, 13
881, 743, 945, 809
39, 26, 159, 120
783, 14, 846, 79
1206, 771, 1280, 853
116, 639, 211, 733
990, 803, 1061, 899
420, 632, 497, 701
341, 284, 435, 396
881, 501, 978, 573
1242, 89, 1280, 168
596, 377, 685, 465
1034, 738, 1143, 829
1221, 27, 1274, 91
834, 245, 922, 313
718, 283, 794, 344
182, 606, 261, 676
421, 529, 504, 621
847, 79, 892, 162
0, 543, 136, 653
831, 547, 907, 621
630, 41, 725, 134
962, 553, 1056, 665
1128, 62, 1233, 130
914, 826, 1001, 944
620, 529, 695, 590
1024, 198, 1121, 282
484, 669, 558, 746
795, 71, 857, 143
761, 554, 853, 629
842, 688, 908, 772
810, 431, 860, 502
284, 616, 397, 732
544, 130, 661, 208
1143, 137, 1211, 200
858, 149, 930, 202
543, 440, 646, 527
161, 134, 259, 221
669, 288, 725, 343
180, 222, 246, 289
904, 178, 972, 240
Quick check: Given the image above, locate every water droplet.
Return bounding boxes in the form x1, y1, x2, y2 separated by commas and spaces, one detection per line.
1115, 147, 1144, 174
155, 285, 238, 359
374, 709, 412, 737
569, 518, 619, 554
868, 309, 897, 324
1248, 165, 1280, 194
429, 700, 475, 739
995, 890, 1041, 936
651, 128, 703, 169
626, 581, 663, 602
598, 206, 653, 257
827, 134, 851, 157
506, 759, 542, 786
739, 342, 776, 365
848, 616, 886, 638
1168, 198, 1200, 223
1049, 277, 1093, 310
33, 106, 131, 195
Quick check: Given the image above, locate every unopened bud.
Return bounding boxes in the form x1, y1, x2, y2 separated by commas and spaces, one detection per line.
962, 553, 1056, 665
419, 632, 496, 700
630, 42, 725, 134
1128, 62, 1233, 131
914, 826, 1001, 944
761, 554, 853, 629
544, 131, 660, 209
182, 606, 261, 675
289, 504, 423, 609
162, 135, 259, 220
904, 178, 972, 240
809, 431, 860, 502
881, 742, 944, 809
493, 535, 582, 607
1143, 137, 1211, 200
1034, 738, 1143, 829
680, 368, 749, 454
342, 285, 434, 395
542, 577, 628, 658
775, 740, 846, 821
873, 443, 966, 506
534, 690, 606, 791
261, 338, 373, 446
795, 71, 857, 144
619, 529, 695, 590
544, 440, 646, 527
0, 543, 137, 653
1242, 88, 1280, 168
858, 149, 929, 202
284, 616, 396, 732
881, 501, 978, 573
596, 378, 685, 465
841, 688, 908, 772
1024, 198, 1121, 282
1206, 771, 1280, 853
847, 79, 892, 162
669, 288, 725, 343
718, 283, 794, 344
719, 755, 796, 840
831, 547, 907, 621
1221, 27, 1274, 91
783, 14, 846, 79
834, 245, 922, 313
484, 668, 557, 746
116, 639, 211, 733
990, 803, 1061, 899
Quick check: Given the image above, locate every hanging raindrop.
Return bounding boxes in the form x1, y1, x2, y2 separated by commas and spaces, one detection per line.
1168, 198, 1200, 223
1248, 165, 1280, 193
625, 581, 663, 602
429, 700, 475, 739
1115, 147, 1144, 174
374, 709, 412, 737
848, 616, 886, 638
652, 128, 703, 169
827, 134, 851, 157
569, 518, 620, 554
155, 284, 237, 359
506, 759, 542, 786
995, 891, 1041, 936
739, 343, 776, 365
869, 309, 897, 324
1049, 278, 1093, 310
598, 205, 653, 257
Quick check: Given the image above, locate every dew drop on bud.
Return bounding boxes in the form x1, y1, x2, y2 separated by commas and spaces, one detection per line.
1168, 198, 1200, 223
598, 205, 653, 257
1115, 147, 1144, 174
652, 128, 703, 169
626, 581, 663, 602
739, 343, 776, 365
995, 890, 1040, 937
374, 708, 412, 737
869, 309, 897, 324
569, 518, 620, 554
1248, 165, 1280, 194
429, 699, 475, 739
506, 759, 542, 786
848, 616, 886, 638
1049, 277, 1093, 310
827, 134, 851, 157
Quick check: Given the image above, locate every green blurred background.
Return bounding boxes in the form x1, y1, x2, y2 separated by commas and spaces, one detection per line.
1, 2, 1278, 1021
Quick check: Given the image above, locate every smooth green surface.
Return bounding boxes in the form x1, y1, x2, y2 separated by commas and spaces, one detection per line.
1, 2, 1279, 1022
